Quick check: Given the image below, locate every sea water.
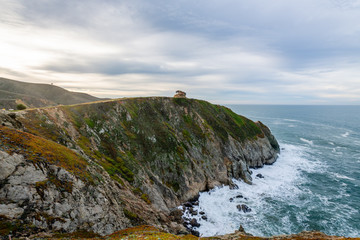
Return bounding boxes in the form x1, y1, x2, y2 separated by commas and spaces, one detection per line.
185, 105, 360, 237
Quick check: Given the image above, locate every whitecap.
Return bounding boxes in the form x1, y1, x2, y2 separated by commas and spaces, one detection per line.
283, 118, 300, 122
188, 143, 320, 237
341, 132, 350, 138
300, 138, 314, 146
332, 173, 356, 181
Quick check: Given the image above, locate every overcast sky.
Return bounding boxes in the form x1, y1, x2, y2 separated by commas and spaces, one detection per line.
1, 0, 360, 104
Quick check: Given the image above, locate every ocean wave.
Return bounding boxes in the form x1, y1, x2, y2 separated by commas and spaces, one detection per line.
332, 173, 356, 181
341, 132, 350, 138
188, 143, 320, 237
300, 138, 314, 146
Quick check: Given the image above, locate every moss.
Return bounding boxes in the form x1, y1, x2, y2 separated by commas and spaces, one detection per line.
172, 97, 190, 106
110, 174, 125, 186
182, 114, 205, 142
182, 129, 192, 143
16, 103, 26, 110
52, 230, 101, 238
35, 180, 48, 200
34, 212, 66, 226
63, 121, 69, 128
100, 156, 134, 183
123, 208, 144, 225
195, 100, 261, 143
165, 181, 180, 193
176, 145, 185, 161
140, 193, 151, 205
84, 117, 95, 128
132, 187, 142, 195
20, 110, 63, 142
132, 188, 151, 204
0, 216, 37, 237
108, 225, 199, 240
77, 136, 100, 161
47, 171, 73, 194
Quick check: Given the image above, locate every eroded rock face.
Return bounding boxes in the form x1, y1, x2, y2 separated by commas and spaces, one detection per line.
0, 97, 279, 236
0, 151, 132, 235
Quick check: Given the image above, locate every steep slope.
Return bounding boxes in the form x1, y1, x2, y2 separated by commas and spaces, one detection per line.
0, 77, 101, 109
0, 97, 279, 238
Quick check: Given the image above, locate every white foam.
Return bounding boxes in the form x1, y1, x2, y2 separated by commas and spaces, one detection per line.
283, 118, 300, 122
332, 173, 356, 181
300, 138, 314, 146
190, 143, 320, 237
341, 132, 350, 138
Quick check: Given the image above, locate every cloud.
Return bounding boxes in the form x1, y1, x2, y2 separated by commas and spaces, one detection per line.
0, 0, 360, 104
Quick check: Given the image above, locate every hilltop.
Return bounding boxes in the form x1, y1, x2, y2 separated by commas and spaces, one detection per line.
0, 77, 101, 109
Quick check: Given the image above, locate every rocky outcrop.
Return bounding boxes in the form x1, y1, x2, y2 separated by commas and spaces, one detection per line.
0, 97, 279, 237
174, 90, 186, 98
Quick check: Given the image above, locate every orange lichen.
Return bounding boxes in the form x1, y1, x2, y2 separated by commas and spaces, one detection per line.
0, 126, 91, 182
108, 225, 198, 240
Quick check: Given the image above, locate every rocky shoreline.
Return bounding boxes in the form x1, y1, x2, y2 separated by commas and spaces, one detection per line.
0, 97, 280, 238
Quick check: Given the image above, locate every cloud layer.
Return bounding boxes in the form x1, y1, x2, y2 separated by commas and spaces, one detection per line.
1, 0, 360, 104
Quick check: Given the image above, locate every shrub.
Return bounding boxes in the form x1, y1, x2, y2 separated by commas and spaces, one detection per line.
16, 104, 27, 110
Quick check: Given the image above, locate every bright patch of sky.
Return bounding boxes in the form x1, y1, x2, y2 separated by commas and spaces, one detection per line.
1, 0, 360, 104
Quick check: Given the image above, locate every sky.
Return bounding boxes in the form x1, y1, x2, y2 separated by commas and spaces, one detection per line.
1, 0, 360, 104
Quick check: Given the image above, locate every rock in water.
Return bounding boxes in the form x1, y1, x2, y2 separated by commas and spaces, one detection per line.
237, 204, 252, 213
190, 218, 200, 228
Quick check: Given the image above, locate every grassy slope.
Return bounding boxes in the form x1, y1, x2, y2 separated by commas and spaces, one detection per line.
0, 77, 101, 108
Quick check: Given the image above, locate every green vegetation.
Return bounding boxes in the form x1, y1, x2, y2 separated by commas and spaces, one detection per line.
107, 225, 199, 240
16, 103, 26, 110
11, 96, 264, 210
132, 188, 151, 204
0, 216, 37, 237
123, 208, 144, 225
52, 230, 101, 238
0, 126, 92, 183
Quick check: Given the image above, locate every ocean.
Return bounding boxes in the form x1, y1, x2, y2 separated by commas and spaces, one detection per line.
184, 105, 360, 237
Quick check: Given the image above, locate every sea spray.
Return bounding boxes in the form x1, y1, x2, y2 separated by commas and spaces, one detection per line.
183, 143, 322, 237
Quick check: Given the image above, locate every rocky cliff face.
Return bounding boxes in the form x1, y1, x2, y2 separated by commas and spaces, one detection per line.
0, 97, 279, 237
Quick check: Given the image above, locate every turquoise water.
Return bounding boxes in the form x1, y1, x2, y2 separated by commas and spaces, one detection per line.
189, 105, 360, 237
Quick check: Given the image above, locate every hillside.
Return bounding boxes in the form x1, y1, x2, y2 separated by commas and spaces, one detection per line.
0, 77, 101, 109
0, 97, 279, 238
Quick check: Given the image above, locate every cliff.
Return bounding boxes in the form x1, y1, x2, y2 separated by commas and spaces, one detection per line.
0, 97, 279, 238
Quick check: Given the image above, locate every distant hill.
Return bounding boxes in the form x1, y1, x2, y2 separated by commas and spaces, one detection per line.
0, 77, 102, 109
